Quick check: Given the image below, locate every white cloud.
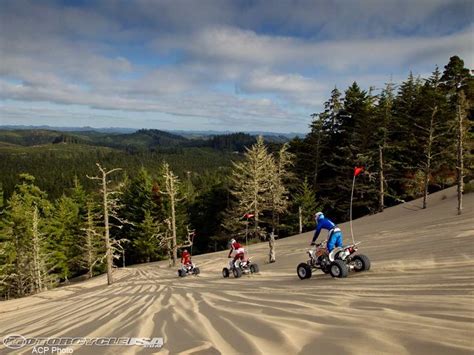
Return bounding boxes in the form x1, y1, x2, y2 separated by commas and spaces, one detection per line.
0, 0, 472, 132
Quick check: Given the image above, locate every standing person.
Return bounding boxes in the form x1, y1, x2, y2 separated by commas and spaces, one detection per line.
311, 212, 343, 253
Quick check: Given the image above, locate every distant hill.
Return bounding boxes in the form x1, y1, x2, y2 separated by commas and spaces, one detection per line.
0, 128, 291, 152
0, 125, 137, 134
0, 125, 305, 139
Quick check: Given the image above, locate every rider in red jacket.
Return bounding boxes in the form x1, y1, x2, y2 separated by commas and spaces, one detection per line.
228, 239, 245, 267
181, 249, 192, 268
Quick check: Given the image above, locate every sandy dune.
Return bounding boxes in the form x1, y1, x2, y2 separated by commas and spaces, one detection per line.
1, 187, 473, 354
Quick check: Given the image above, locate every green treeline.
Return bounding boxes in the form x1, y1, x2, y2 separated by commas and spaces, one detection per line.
290, 56, 473, 220
0, 55, 472, 300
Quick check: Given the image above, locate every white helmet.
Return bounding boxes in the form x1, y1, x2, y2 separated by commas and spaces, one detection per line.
230, 238, 236, 244
315, 212, 324, 220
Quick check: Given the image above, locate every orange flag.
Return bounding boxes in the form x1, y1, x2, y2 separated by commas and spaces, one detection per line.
354, 166, 364, 177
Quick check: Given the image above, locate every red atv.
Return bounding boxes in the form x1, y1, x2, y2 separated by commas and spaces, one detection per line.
297, 241, 370, 279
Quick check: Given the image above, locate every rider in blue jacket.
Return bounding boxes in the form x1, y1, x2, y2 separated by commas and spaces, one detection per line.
311, 212, 343, 252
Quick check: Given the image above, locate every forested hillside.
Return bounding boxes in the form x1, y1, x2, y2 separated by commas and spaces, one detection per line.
0, 55, 472, 300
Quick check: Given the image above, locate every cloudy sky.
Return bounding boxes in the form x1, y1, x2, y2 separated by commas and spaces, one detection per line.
0, 0, 472, 133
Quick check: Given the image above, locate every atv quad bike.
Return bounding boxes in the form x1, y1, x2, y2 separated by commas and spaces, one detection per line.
222, 257, 259, 278
297, 241, 370, 280
178, 263, 200, 277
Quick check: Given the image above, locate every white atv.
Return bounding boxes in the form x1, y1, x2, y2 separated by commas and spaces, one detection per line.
178, 263, 200, 277
222, 258, 259, 278
297, 241, 370, 279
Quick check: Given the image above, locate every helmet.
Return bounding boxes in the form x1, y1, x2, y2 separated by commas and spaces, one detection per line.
183, 249, 188, 253
315, 212, 324, 220
230, 238, 236, 244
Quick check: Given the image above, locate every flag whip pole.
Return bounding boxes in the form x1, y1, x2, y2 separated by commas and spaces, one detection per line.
350, 167, 363, 244
350, 174, 356, 244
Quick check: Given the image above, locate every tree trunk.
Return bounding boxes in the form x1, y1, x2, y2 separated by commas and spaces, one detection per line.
422, 106, 437, 209
85, 206, 94, 279
313, 127, 322, 191
102, 173, 113, 285
456, 102, 464, 215
268, 232, 276, 263
298, 206, 303, 234
31, 206, 43, 293
378, 145, 384, 212
170, 178, 177, 266
167, 238, 172, 268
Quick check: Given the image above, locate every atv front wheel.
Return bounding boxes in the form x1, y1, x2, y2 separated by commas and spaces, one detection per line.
250, 264, 259, 273
297, 263, 312, 280
232, 267, 242, 278
193, 267, 201, 275
329, 260, 348, 278
178, 269, 185, 277
222, 267, 230, 278
352, 254, 371, 272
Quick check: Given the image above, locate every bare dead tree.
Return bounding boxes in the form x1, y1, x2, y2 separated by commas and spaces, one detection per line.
157, 222, 194, 267
31, 205, 46, 293
87, 163, 122, 286
161, 162, 184, 266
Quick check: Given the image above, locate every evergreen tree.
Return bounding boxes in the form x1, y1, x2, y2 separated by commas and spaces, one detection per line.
0, 174, 52, 298
324, 82, 377, 219
48, 195, 82, 282
227, 136, 273, 238
133, 211, 162, 263
118, 167, 163, 264
294, 178, 319, 233
79, 201, 104, 278
374, 81, 396, 211
267, 143, 294, 262
415, 67, 451, 208
391, 73, 423, 199
440, 56, 473, 214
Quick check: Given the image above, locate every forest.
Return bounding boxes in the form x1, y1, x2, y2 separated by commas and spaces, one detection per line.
0, 55, 472, 300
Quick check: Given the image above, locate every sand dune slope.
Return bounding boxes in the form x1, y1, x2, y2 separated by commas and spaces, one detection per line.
1, 187, 473, 354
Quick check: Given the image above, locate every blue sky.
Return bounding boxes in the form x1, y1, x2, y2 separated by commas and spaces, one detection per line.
0, 0, 472, 133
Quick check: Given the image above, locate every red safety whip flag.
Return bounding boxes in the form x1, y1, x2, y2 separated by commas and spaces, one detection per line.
243, 213, 255, 219
354, 166, 364, 177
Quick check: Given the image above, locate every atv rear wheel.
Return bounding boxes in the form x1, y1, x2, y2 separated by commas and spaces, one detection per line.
232, 267, 242, 278
222, 267, 230, 278
193, 267, 200, 275
329, 260, 348, 278
352, 254, 370, 272
250, 264, 259, 273
297, 263, 312, 280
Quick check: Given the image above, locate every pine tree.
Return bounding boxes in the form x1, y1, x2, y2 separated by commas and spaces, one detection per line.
323, 82, 377, 219
294, 178, 319, 233
133, 211, 162, 263
0, 174, 52, 298
267, 143, 294, 262
440, 56, 473, 214
391, 73, 423, 200
374, 82, 396, 211
79, 201, 103, 278
228, 136, 273, 237
415, 67, 450, 208
119, 167, 163, 264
